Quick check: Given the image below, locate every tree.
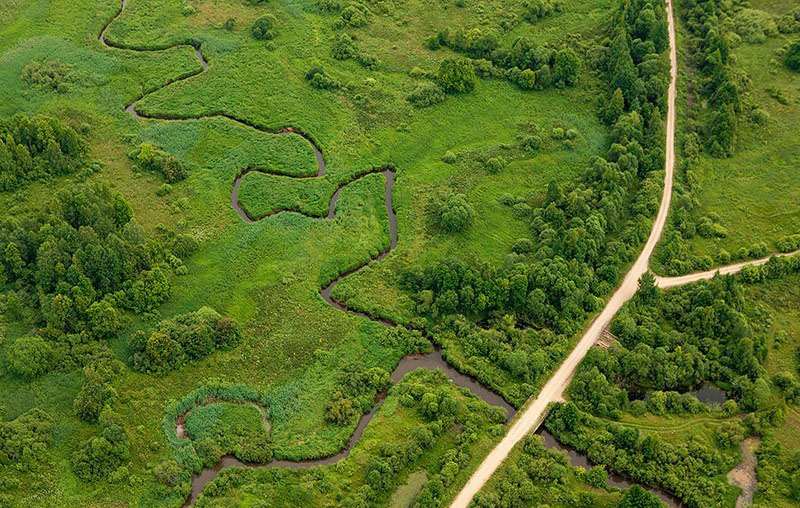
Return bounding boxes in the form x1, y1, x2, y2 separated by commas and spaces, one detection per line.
552, 47, 580, 86
251, 15, 278, 40
5, 335, 52, 379
618, 485, 662, 508
438, 194, 474, 233
604, 88, 625, 124
637, 271, 658, 302
436, 58, 476, 93
785, 38, 800, 72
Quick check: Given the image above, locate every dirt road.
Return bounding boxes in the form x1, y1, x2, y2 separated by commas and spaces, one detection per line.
655, 249, 800, 288
448, 1, 679, 505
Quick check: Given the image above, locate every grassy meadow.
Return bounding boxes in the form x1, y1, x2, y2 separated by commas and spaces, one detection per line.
0, 0, 614, 506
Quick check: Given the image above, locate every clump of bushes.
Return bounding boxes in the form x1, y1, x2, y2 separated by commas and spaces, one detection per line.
4, 335, 53, 379
407, 82, 445, 108
436, 57, 476, 93
324, 364, 392, 423
251, 14, 278, 40
21, 60, 75, 93
0, 113, 86, 191
130, 307, 243, 373
131, 143, 187, 182
72, 409, 129, 481
522, 0, 563, 22
777, 234, 800, 253
0, 408, 54, 467
305, 65, 340, 90
436, 194, 474, 233
786, 38, 800, 71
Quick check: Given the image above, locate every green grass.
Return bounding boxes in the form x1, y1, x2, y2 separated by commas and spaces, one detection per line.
657, 0, 800, 268
0, 0, 613, 505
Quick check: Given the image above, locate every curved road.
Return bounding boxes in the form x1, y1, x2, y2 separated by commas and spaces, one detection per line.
655, 248, 800, 288
450, 1, 678, 505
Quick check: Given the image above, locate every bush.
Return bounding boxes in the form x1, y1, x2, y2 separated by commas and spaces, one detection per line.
332, 32, 356, 60
787, 39, 800, 71
436, 58, 476, 93
132, 143, 187, 182
72, 418, 129, 482
21, 60, 75, 93
251, 15, 278, 40
5, 335, 52, 379
438, 194, 474, 233
441, 150, 456, 163
485, 156, 506, 173
130, 307, 243, 373
305, 65, 340, 90
408, 83, 446, 108
223, 17, 235, 30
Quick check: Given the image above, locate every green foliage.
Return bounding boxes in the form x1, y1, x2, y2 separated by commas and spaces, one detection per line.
20, 60, 75, 93
71, 410, 130, 482
324, 364, 391, 423
74, 353, 123, 422
131, 142, 187, 183
522, 0, 563, 23
436, 194, 474, 233
4, 335, 52, 379
0, 114, 86, 191
305, 65, 340, 90
618, 485, 663, 508
436, 58, 476, 94
407, 83, 445, 108
251, 15, 278, 40
0, 408, 54, 468
184, 402, 271, 464
130, 307, 243, 373
547, 403, 732, 507
786, 39, 800, 71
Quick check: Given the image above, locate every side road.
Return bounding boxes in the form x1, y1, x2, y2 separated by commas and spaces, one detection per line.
449, 1, 679, 505
655, 249, 800, 288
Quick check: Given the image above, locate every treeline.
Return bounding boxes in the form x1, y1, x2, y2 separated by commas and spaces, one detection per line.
1, 182, 197, 379
546, 403, 737, 508
429, 28, 581, 91
402, 0, 670, 403
0, 114, 86, 191
681, 0, 742, 157
129, 307, 243, 374
471, 431, 664, 508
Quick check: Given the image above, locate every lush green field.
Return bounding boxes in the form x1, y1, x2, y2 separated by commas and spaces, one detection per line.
653, 0, 800, 274
0, 0, 616, 506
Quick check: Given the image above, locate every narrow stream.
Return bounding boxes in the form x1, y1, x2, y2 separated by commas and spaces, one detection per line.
536, 428, 684, 507
99, 3, 518, 506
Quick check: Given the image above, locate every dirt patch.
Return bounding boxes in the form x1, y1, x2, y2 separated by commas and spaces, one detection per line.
728, 436, 760, 508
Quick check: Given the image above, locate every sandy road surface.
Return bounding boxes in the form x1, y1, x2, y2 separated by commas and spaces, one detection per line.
655, 249, 800, 288
449, 1, 679, 505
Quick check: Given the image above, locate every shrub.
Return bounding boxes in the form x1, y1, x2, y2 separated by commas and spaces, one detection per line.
520, 135, 543, 152
72, 417, 129, 481
181, 4, 196, 15
5, 335, 52, 379
341, 5, 367, 26
21, 60, 75, 93
407, 83, 445, 108
441, 150, 456, 163
332, 33, 356, 60
485, 156, 506, 173
132, 143, 187, 182
305, 65, 340, 90
438, 194, 474, 233
436, 57, 476, 93
130, 307, 243, 373
223, 17, 235, 30
0, 408, 54, 466
551, 127, 565, 140
786, 39, 800, 71
251, 15, 278, 40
